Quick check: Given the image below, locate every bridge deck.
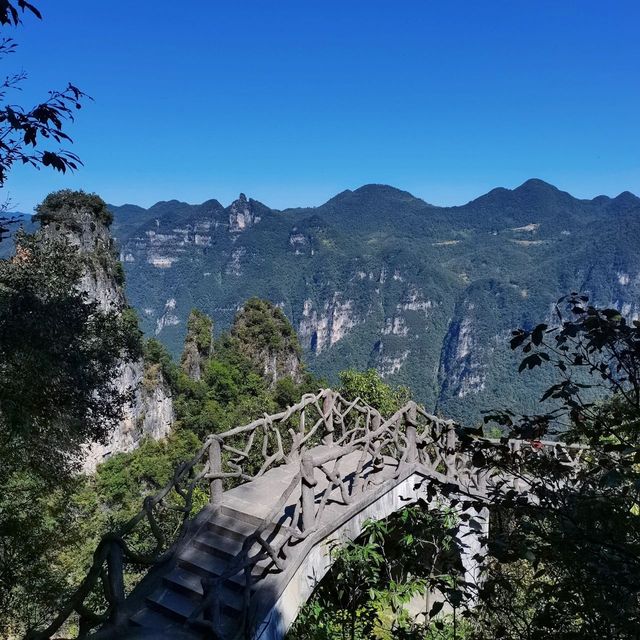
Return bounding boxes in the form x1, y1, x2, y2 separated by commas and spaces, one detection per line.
126, 444, 401, 638
32, 390, 585, 640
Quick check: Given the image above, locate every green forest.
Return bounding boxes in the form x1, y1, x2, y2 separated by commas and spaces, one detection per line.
0, 2, 639, 639
1, 191, 639, 639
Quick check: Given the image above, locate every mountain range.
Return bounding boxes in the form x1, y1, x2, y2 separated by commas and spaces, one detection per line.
7, 179, 640, 425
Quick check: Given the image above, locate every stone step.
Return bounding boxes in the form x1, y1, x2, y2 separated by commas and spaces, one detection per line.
130, 605, 178, 631
219, 504, 264, 527
207, 511, 260, 541
146, 588, 199, 622
178, 546, 274, 588
193, 530, 244, 559
144, 587, 241, 633
164, 567, 245, 613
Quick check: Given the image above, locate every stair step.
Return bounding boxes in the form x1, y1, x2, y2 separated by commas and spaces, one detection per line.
131, 606, 231, 639
164, 567, 246, 613
220, 504, 264, 527
178, 547, 274, 588
164, 566, 206, 597
146, 588, 199, 622
130, 606, 178, 630
193, 530, 244, 558
207, 512, 259, 541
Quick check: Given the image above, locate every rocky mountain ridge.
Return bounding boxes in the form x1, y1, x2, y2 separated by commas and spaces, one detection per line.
55, 180, 640, 425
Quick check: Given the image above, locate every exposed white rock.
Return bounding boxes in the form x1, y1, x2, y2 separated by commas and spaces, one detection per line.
511, 223, 539, 232
298, 294, 359, 354
229, 193, 259, 232
439, 305, 487, 399
146, 230, 179, 245
398, 288, 433, 315
155, 298, 180, 335
382, 316, 409, 337
455, 316, 474, 360
225, 247, 246, 276
82, 360, 173, 472
148, 255, 177, 268
380, 350, 409, 377
457, 374, 485, 397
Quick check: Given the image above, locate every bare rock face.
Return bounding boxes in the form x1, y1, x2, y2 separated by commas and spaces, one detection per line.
298, 294, 360, 355
35, 190, 174, 472
228, 193, 261, 232
81, 360, 174, 471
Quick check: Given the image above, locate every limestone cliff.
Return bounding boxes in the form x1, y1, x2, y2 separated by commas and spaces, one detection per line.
228, 193, 261, 232
35, 190, 174, 471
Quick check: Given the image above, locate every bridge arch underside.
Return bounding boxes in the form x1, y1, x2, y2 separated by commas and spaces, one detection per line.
251, 470, 488, 640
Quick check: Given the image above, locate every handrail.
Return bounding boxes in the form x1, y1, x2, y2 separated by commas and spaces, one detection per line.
26, 388, 587, 640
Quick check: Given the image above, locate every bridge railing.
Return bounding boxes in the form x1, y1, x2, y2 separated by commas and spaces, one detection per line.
25, 389, 394, 639
27, 388, 589, 640
26, 435, 214, 640
189, 398, 456, 636
452, 437, 590, 497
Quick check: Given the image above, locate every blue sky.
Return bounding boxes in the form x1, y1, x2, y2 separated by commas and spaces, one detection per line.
3, 0, 640, 211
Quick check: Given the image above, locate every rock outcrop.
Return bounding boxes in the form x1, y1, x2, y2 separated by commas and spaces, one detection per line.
35, 190, 174, 472
230, 298, 304, 385
181, 309, 214, 381
228, 193, 261, 232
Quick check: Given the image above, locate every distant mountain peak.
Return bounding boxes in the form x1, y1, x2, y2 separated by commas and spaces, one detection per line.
353, 183, 410, 195
323, 183, 432, 210
614, 190, 640, 203
149, 199, 188, 209
514, 178, 561, 194
228, 193, 261, 232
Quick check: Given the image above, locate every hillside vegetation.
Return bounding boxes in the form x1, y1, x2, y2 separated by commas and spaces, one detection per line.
107, 179, 640, 425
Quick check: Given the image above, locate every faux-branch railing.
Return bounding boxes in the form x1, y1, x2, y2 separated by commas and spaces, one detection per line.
25, 389, 587, 640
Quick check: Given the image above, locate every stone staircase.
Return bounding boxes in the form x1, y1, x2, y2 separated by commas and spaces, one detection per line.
126, 445, 350, 638
130, 505, 282, 637
30, 390, 586, 640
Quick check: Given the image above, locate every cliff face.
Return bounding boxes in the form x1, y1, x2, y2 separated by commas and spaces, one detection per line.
108, 181, 640, 425
36, 191, 174, 471
181, 309, 214, 381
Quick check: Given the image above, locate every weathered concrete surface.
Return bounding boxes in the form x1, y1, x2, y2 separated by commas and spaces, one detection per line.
252, 473, 488, 640
121, 448, 491, 640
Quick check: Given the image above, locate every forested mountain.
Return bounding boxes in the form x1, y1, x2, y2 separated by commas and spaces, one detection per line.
101, 180, 638, 424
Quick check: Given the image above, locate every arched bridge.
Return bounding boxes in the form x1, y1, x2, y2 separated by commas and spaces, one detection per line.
29, 390, 586, 640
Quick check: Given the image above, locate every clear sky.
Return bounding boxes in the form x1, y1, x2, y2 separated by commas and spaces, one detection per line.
3, 0, 640, 212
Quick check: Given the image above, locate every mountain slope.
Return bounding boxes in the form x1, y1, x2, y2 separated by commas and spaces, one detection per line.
109, 180, 640, 425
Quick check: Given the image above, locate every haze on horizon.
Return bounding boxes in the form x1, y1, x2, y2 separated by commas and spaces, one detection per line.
3, 0, 639, 212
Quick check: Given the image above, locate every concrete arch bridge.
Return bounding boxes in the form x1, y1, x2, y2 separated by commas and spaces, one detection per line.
28, 390, 586, 640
